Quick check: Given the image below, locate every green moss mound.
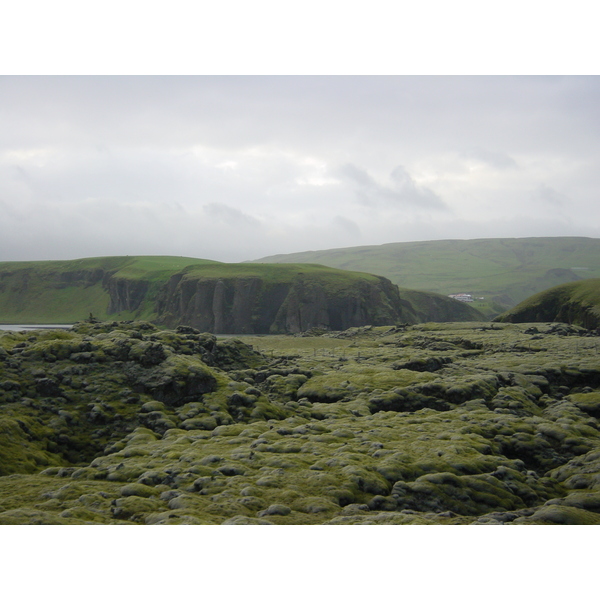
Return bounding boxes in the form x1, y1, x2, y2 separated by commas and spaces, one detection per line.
2, 320, 600, 524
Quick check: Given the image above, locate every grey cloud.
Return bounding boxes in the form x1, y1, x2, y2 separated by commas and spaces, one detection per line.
0, 76, 593, 158
1, 76, 600, 262
338, 163, 375, 189
338, 163, 447, 211
461, 147, 518, 169
388, 166, 447, 210
332, 215, 361, 239
535, 184, 568, 207
203, 203, 261, 227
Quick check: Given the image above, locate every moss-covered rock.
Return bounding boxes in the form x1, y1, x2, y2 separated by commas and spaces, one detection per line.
2, 320, 600, 524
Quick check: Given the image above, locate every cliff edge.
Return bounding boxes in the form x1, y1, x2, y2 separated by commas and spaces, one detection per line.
154, 264, 412, 333
0, 257, 418, 333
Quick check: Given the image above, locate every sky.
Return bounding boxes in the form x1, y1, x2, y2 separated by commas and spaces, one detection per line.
2, 75, 599, 263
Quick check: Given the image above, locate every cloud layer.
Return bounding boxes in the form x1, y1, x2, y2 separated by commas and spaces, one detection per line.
1, 76, 599, 262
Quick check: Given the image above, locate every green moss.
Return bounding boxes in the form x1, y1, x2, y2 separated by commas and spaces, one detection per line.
523, 504, 600, 525
570, 392, 600, 417
2, 320, 600, 524
0, 416, 65, 476
297, 366, 435, 402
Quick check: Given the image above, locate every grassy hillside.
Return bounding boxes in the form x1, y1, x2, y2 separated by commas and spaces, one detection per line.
0, 256, 220, 324
180, 261, 384, 287
496, 278, 600, 329
0, 256, 419, 329
253, 237, 600, 317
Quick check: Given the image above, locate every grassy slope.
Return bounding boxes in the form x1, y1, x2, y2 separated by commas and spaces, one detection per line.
0, 256, 220, 324
253, 237, 600, 315
182, 261, 377, 280
0, 257, 393, 325
179, 261, 386, 293
496, 278, 600, 327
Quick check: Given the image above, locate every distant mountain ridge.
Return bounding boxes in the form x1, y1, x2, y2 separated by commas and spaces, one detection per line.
253, 237, 600, 317
0, 256, 481, 332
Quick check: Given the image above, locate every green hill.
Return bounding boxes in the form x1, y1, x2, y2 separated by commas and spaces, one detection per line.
0, 256, 432, 332
495, 278, 600, 329
0, 256, 219, 324
253, 237, 600, 317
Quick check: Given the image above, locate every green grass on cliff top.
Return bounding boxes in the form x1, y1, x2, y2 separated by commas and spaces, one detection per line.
0, 255, 384, 288
0, 256, 221, 280
0, 256, 380, 282
181, 261, 383, 286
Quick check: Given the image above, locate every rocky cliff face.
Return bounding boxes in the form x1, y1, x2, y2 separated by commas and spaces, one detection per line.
105, 277, 150, 313
57, 269, 105, 287
155, 273, 409, 334
0, 257, 481, 331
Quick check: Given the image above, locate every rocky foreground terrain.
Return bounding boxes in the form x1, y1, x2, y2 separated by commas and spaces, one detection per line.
1, 319, 600, 525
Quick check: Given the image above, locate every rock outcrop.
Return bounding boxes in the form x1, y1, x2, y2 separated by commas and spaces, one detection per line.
155, 271, 410, 334
105, 277, 150, 313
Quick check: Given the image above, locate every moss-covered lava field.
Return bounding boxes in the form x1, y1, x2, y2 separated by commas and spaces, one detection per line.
2, 319, 600, 525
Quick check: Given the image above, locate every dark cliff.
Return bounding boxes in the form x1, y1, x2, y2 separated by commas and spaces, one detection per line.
105, 276, 150, 313
154, 268, 411, 334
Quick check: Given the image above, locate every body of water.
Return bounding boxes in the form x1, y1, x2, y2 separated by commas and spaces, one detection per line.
0, 324, 73, 332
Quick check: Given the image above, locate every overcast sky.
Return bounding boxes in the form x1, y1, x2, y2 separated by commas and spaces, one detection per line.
1, 75, 599, 263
